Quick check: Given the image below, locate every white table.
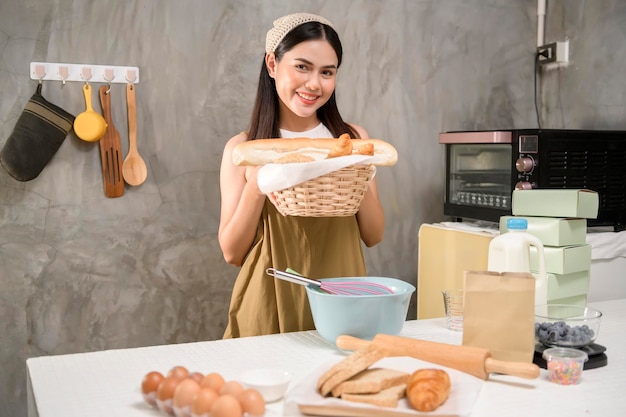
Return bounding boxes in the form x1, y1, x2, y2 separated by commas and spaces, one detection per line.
27, 299, 626, 417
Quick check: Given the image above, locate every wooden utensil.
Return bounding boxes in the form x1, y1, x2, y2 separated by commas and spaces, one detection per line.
335, 334, 540, 380
74, 83, 108, 142
122, 83, 147, 186
98, 86, 124, 198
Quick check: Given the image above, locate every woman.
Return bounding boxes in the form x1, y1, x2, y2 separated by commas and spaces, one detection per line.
219, 13, 385, 338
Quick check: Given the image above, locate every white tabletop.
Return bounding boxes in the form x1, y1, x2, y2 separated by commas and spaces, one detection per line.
27, 298, 626, 417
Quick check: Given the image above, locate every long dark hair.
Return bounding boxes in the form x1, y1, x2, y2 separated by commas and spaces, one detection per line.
247, 21, 359, 140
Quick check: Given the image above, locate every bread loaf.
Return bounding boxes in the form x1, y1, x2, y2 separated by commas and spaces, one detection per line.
407, 368, 451, 412
231, 137, 398, 167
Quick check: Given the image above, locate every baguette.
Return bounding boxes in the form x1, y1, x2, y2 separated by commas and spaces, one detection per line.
326, 133, 353, 158
231, 137, 398, 167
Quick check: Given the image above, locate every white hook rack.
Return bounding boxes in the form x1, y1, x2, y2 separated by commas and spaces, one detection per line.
30, 62, 140, 84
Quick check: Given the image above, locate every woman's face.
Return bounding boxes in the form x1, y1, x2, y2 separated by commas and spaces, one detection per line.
267, 39, 338, 128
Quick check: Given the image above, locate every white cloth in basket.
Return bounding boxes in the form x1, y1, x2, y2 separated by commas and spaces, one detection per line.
258, 154, 375, 194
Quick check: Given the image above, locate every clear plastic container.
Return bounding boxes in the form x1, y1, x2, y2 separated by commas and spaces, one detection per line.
542, 347, 588, 385
488, 218, 547, 305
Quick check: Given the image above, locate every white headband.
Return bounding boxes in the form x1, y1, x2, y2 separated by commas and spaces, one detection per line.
265, 13, 335, 53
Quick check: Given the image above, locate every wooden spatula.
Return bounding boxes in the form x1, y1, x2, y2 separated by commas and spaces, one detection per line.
98, 86, 124, 197
335, 334, 540, 381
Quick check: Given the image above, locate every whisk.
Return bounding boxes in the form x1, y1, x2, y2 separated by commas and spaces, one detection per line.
265, 268, 394, 296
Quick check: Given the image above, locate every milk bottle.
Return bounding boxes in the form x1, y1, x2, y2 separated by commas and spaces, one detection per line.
487, 218, 547, 306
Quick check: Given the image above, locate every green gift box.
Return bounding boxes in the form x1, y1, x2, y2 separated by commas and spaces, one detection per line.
499, 216, 587, 247
547, 294, 588, 307
530, 244, 592, 274
532, 270, 590, 300
512, 189, 599, 219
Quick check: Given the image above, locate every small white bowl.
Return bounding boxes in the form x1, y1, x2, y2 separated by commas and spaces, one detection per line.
239, 368, 291, 402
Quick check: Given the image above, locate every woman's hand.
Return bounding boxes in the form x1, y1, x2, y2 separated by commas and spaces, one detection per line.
267, 191, 279, 207
247, 165, 282, 212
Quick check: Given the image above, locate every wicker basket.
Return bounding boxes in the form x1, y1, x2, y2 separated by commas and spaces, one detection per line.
273, 164, 376, 217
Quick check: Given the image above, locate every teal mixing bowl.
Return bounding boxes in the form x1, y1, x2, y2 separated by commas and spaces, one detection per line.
305, 277, 415, 344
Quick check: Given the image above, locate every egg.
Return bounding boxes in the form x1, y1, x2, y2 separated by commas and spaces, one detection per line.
188, 372, 204, 384
190, 387, 219, 417
219, 380, 244, 397
141, 371, 165, 407
172, 378, 200, 417
200, 372, 225, 392
168, 365, 190, 380
237, 388, 266, 417
157, 376, 182, 416
211, 394, 243, 417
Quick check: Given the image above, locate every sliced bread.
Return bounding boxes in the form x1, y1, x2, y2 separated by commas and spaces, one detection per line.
341, 383, 407, 408
317, 344, 385, 396
331, 367, 409, 397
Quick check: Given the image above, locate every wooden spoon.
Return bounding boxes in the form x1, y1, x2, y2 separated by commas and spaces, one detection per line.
74, 83, 107, 142
122, 83, 147, 186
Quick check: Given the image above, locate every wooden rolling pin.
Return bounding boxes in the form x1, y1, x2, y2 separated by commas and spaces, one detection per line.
336, 334, 539, 380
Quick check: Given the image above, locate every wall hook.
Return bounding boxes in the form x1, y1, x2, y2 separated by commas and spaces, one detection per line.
58, 65, 69, 87
34, 64, 46, 84
81, 67, 93, 83
126, 69, 137, 84
103, 68, 115, 94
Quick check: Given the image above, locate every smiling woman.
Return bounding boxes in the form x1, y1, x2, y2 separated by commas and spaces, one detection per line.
267, 42, 339, 123
218, 12, 386, 339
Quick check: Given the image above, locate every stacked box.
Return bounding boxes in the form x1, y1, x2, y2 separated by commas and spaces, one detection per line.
500, 189, 599, 306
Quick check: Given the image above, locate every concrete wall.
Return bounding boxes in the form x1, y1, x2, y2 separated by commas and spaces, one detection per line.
1, 1, 625, 416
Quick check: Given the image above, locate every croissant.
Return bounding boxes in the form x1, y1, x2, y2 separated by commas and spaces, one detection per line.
327, 133, 353, 158
406, 369, 451, 412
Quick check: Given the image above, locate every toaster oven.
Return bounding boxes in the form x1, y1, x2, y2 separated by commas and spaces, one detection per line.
439, 129, 626, 230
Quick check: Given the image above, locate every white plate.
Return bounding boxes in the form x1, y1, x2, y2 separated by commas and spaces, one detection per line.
283, 356, 484, 417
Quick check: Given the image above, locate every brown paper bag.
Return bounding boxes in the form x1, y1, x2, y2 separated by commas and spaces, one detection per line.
462, 271, 536, 363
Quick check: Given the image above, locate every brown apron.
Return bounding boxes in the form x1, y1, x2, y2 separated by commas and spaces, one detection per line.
223, 200, 366, 338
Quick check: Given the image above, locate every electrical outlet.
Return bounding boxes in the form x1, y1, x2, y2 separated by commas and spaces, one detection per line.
537, 40, 569, 69
537, 42, 557, 64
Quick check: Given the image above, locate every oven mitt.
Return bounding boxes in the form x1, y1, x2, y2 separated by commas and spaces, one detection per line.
0, 83, 75, 181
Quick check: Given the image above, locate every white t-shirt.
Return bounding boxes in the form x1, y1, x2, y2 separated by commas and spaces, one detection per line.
279, 123, 332, 139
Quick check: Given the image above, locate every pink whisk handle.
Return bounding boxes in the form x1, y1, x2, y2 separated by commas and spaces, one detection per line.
323, 281, 394, 295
